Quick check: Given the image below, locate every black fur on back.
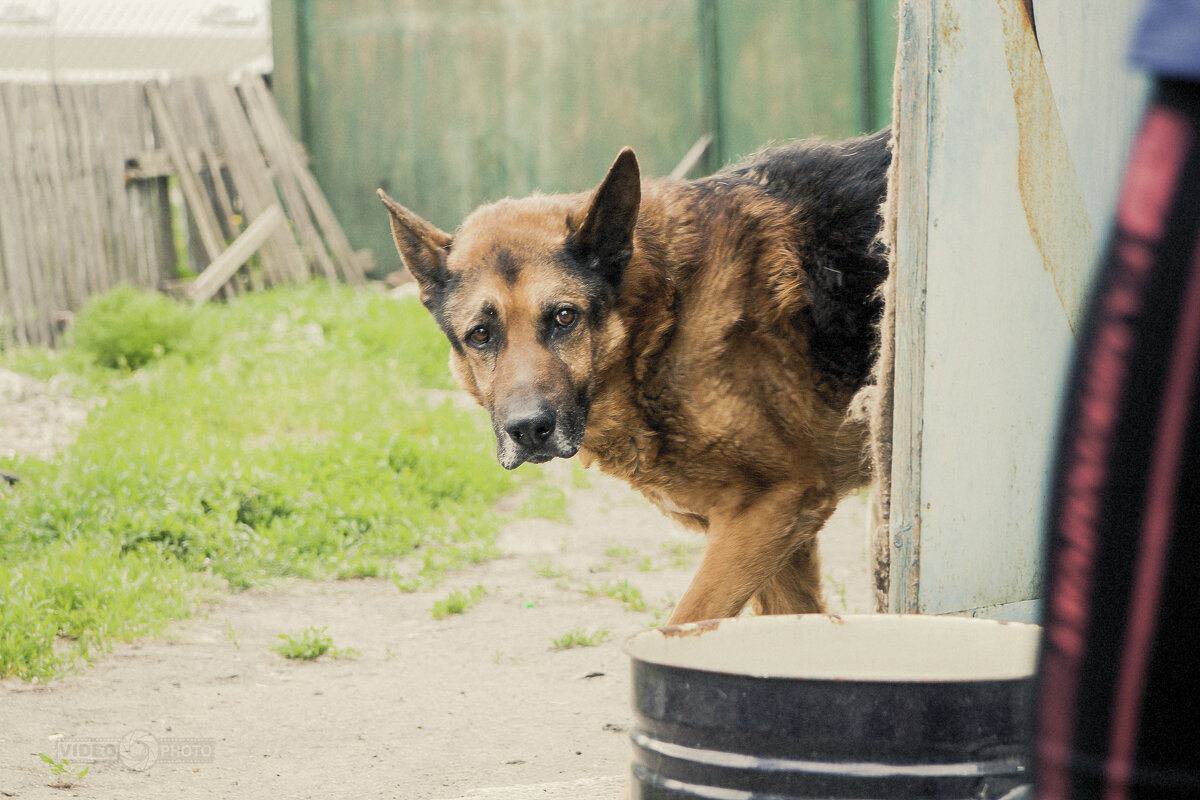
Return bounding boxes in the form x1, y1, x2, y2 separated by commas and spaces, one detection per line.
719, 129, 891, 397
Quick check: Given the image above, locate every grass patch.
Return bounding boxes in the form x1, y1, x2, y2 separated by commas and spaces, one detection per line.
551, 627, 611, 650
532, 559, 568, 579
431, 585, 486, 619
0, 284, 524, 680
272, 626, 356, 660
603, 543, 636, 561
584, 578, 648, 612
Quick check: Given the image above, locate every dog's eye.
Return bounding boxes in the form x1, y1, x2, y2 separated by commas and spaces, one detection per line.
466, 326, 491, 347
554, 308, 577, 328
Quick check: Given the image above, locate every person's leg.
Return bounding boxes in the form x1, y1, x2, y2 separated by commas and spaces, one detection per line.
1037, 79, 1200, 800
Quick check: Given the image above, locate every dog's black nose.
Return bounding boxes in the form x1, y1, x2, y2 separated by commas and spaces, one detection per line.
505, 409, 556, 447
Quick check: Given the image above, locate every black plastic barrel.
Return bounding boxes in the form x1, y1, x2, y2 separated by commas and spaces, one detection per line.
626, 614, 1039, 799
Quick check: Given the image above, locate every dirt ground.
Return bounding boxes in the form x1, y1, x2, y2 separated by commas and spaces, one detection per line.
0, 372, 873, 800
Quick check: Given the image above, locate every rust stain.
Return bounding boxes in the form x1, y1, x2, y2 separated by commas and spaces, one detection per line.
658, 617, 724, 639
938, 0, 963, 61
996, 0, 1095, 334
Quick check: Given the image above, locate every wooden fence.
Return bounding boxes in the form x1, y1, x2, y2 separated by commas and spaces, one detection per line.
0, 75, 366, 348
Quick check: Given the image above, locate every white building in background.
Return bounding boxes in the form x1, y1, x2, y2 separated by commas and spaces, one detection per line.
0, 0, 271, 82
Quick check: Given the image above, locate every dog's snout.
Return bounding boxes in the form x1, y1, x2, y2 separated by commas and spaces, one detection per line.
505, 408, 556, 447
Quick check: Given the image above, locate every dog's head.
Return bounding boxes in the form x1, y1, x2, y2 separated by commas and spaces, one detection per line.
379, 149, 641, 469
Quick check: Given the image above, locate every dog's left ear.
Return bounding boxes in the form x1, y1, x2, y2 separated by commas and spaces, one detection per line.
569, 148, 641, 286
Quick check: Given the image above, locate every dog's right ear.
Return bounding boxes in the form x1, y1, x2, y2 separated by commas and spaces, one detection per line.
378, 189, 453, 306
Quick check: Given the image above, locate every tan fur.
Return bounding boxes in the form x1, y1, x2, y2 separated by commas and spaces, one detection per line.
379, 141, 884, 625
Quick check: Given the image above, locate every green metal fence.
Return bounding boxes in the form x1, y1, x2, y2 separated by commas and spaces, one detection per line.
272, 0, 896, 275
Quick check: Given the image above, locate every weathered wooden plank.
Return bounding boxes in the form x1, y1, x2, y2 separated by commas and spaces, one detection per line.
0, 86, 34, 346
64, 85, 113, 295
668, 134, 712, 180
124, 149, 176, 181
55, 85, 100, 305
10, 84, 59, 344
242, 73, 364, 283
181, 83, 238, 232
237, 74, 337, 282
189, 204, 285, 302
201, 75, 309, 285
146, 80, 227, 263
888, 0, 931, 615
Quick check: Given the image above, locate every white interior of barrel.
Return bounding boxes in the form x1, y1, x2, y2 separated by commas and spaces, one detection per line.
627, 615, 1041, 682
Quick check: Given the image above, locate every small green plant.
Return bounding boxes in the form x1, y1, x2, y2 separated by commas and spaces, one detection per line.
825, 571, 849, 612
650, 595, 678, 626
72, 286, 196, 369
224, 620, 240, 650
551, 627, 611, 650
431, 585, 486, 619
532, 559, 568, 579
272, 626, 356, 660
584, 579, 648, 612
603, 543, 636, 561
39, 752, 89, 779
636, 556, 654, 572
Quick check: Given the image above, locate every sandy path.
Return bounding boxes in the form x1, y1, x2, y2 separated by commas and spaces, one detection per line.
0, 461, 871, 799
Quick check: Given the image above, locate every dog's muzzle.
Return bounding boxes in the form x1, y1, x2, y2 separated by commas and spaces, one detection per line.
494, 401, 584, 470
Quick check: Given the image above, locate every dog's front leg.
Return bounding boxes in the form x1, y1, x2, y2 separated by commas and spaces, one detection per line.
666, 481, 837, 625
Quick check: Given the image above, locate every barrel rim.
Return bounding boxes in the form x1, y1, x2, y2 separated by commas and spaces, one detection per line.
624, 613, 1042, 683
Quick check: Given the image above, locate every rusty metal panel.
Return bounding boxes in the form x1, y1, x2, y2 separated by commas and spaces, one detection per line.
891, 0, 1147, 618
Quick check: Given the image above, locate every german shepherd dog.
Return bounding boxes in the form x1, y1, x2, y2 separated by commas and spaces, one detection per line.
378, 130, 890, 624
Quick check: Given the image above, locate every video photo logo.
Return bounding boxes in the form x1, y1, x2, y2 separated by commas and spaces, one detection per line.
56, 730, 214, 771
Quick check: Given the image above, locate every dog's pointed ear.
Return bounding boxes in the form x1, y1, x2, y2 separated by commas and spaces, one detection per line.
569, 148, 640, 286
378, 189, 453, 305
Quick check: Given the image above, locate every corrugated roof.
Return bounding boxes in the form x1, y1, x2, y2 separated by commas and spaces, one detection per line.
0, 0, 271, 82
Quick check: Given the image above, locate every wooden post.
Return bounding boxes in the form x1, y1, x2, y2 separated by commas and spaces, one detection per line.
145, 80, 227, 263
188, 205, 285, 302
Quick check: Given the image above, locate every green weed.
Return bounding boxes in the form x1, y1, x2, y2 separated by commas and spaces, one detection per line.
272, 626, 356, 660
603, 543, 636, 561
825, 571, 849, 613
584, 579, 648, 612
532, 559, 568, 579
39, 752, 89, 779
431, 585, 486, 619
551, 627, 611, 650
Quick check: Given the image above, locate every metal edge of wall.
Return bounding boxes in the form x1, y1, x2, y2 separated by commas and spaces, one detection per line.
887, 0, 932, 614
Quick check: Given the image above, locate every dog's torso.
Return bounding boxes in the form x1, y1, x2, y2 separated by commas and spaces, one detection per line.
578, 131, 891, 529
